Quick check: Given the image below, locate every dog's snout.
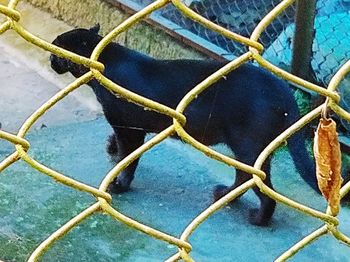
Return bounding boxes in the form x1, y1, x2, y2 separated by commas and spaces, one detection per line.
49, 54, 55, 63
49, 54, 68, 74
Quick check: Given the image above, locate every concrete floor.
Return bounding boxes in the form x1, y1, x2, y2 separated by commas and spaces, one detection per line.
1, 117, 350, 262
1, 3, 350, 262
0, 44, 99, 133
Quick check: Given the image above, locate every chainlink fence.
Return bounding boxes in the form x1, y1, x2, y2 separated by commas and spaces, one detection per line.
130, 0, 350, 85
1, 0, 350, 261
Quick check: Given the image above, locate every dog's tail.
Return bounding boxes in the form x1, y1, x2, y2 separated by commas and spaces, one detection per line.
287, 126, 320, 193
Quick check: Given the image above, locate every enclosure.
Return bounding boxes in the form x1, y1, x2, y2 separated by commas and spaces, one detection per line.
1, 0, 350, 261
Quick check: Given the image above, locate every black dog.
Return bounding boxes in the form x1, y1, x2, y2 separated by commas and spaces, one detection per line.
50, 25, 317, 226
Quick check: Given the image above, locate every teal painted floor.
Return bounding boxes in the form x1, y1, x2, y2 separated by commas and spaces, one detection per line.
1, 117, 350, 262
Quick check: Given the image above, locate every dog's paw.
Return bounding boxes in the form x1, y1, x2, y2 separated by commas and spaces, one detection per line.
213, 184, 231, 201
107, 181, 130, 194
248, 208, 269, 227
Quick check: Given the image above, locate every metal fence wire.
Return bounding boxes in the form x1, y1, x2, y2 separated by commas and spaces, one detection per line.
1, 0, 350, 261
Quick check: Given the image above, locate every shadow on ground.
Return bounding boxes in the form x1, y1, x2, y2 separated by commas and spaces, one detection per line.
0, 118, 350, 262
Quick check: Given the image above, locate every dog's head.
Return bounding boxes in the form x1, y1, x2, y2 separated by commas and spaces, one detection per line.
50, 24, 102, 77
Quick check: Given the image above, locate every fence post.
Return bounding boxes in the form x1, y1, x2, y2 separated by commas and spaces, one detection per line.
291, 0, 317, 83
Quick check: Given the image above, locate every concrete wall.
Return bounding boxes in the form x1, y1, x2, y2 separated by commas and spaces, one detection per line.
25, 0, 205, 59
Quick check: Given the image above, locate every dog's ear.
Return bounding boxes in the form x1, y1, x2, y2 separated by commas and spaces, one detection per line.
89, 24, 100, 34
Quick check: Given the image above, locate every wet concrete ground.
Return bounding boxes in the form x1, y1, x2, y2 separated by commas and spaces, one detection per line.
1, 117, 350, 262
1, 2, 350, 262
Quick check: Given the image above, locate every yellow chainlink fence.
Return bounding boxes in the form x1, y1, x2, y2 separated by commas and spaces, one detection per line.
1, 0, 350, 261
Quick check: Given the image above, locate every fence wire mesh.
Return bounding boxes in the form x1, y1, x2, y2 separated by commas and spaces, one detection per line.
1, 0, 350, 261
131, 0, 350, 85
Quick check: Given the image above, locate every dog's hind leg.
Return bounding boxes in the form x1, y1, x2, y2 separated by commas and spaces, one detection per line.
107, 128, 146, 193
213, 137, 257, 201
248, 159, 276, 226
213, 168, 252, 201
213, 137, 276, 226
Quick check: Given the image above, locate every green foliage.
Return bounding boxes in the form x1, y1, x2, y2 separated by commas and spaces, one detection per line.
293, 88, 312, 116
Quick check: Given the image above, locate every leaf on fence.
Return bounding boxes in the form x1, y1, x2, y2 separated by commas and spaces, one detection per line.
313, 118, 342, 216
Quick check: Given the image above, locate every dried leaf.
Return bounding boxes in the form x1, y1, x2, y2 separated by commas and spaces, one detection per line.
313, 118, 342, 216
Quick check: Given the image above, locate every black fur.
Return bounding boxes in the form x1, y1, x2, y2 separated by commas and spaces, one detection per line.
50, 26, 318, 226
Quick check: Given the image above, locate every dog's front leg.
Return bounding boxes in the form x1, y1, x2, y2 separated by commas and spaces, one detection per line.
107, 128, 146, 193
